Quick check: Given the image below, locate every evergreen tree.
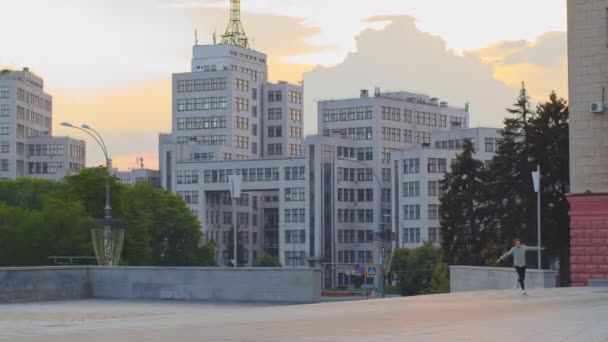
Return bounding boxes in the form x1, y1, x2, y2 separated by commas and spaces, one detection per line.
440, 139, 489, 265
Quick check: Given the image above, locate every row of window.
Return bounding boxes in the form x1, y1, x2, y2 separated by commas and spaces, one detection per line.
28, 161, 63, 175
403, 205, 441, 220
234, 135, 249, 149
403, 227, 442, 244
176, 116, 227, 130
177, 97, 228, 112
402, 158, 449, 174
336, 147, 373, 161
337, 209, 374, 223
285, 187, 305, 201
435, 138, 475, 150
16, 107, 51, 129
337, 188, 373, 202
234, 116, 249, 130
285, 229, 305, 243
381, 107, 450, 128
27, 144, 65, 157
285, 251, 306, 266
322, 106, 373, 122
0, 103, 9, 117
381, 128, 431, 144
337, 250, 373, 264
338, 230, 375, 244
337, 167, 373, 182
176, 78, 227, 93
177, 135, 227, 145
203, 167, 281, 183
323, 127, 373, 141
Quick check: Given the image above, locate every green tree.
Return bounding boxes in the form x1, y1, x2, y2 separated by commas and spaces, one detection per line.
390, 242, 443, 296
64, 166, 125, 219
440, 139, 490, 265
254, 253, 281, 267
425, 263, 450, 294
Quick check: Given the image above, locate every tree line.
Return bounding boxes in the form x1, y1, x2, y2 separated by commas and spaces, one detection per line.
0, 167, 216, 267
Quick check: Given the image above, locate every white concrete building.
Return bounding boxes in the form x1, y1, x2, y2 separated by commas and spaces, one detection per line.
112, 168, 160, 187
0, 67, 86, 181
392, 128, 501, 249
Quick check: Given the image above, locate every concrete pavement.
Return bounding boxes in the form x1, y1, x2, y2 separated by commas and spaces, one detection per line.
1, 287, 607, 341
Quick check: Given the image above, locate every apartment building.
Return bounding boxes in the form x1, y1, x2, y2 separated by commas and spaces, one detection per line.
0, 68, 85, 180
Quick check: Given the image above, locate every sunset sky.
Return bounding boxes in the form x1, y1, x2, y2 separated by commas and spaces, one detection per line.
1, 0, 567, 170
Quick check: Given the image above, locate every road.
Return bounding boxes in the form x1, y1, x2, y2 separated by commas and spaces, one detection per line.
1, 287, 607, 341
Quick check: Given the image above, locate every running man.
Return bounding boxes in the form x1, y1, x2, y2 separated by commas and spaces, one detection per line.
497, 239, 544, 295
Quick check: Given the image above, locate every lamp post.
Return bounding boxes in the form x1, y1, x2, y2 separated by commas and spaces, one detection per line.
228, 175, 243, 267
61, 122, 117, 266
532, 165, 542, 269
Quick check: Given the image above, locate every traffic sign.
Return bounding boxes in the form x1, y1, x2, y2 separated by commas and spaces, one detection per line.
366, 265, 377, 278
358, 265, 365, 276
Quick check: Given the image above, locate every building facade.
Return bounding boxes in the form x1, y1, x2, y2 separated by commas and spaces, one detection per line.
567, 0, 608, 286
392, 128, 500, 249
0, 68, 86, 181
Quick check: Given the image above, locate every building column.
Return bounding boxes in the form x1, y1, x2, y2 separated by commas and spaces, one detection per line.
569, 193, 608, 286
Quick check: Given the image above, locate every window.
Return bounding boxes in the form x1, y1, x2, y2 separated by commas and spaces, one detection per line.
403, 205, 420, 220
438, 159, 447, 173
403, 181, 420, 197
285, 166, 305, 180
428, 158, 437, 173
428, 204, 440, 220
428, 227, 442, 244
252, 106, 257, 118
289, 144, 301, 157
0, 141, 8, 153
289, 91, 302, 104
285, 208, 305, 222
234, 116, 249, 130
0, 159, 8, 172
0, 104, 9, 117
251, 142, 258, 154
268, 108, 282, 120
285, 251, 306, 266
382, 168, 392, 182
222, 212, 232, 225
403, 158, 420, 174
428, 181, 443, 197
176, 170, 199, 184
289, 126, 302, 138
403, 228, 421, 244
285, 187, 305, 201
0, 87, 10, 99
252, 88, 257, 100
289, 109, 302, 122
234, 97, 249, 112
234, 135, 249, 149
485, 137, 495, 152
285, 230, 305, 243
268, 126, 282, 138
268, 143, 282, 156
234, 78, 249, 92
0, 124, 9, 135
322, 106, 372, 122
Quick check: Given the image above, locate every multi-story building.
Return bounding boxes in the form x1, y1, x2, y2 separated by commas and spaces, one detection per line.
0, 67, 86, 180
159, 0, 304, 267
112, 167, 160, 188
392, 128, 500, 249
567, 0, 608, 286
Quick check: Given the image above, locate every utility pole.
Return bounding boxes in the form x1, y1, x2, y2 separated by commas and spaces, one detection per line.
532, 165, 541, 269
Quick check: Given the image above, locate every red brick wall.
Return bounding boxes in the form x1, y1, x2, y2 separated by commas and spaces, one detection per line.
569, 194, 608, 286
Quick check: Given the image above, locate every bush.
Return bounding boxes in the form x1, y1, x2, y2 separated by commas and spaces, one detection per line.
254, 253, 281, 267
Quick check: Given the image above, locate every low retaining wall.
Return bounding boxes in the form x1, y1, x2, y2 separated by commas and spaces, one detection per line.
450, 266, 558, 292
0, 267, 89, 302
0, 266, 322, 304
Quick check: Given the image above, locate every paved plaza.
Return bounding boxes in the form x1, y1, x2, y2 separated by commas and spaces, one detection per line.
1, 287, 607, 341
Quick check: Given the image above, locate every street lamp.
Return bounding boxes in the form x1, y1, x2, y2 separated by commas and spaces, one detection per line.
532, 165, 542, 269
60, 122, 123, 266
228, 175, 243, 267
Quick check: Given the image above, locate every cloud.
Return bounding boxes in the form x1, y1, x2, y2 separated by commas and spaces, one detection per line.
467, 32, 567, 100
303, 16, 519, 132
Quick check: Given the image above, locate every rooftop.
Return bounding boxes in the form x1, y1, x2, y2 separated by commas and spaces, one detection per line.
1, 287, 607, 341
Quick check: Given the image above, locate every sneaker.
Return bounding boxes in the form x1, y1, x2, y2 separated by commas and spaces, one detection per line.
522, 290, 527, 295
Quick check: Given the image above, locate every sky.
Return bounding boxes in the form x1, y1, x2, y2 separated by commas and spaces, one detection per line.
0, 0, 568, 170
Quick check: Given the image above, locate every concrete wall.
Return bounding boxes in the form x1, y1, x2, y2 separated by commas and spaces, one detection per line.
450, 266, 558, 293
0, 267, 89, 303
0, 266, 322, 304
88, 267, 321, 303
